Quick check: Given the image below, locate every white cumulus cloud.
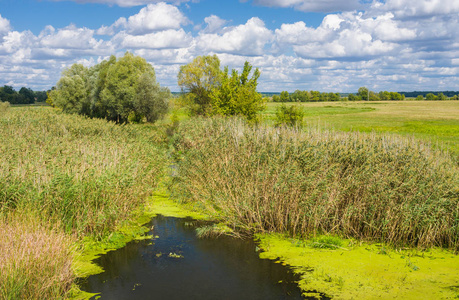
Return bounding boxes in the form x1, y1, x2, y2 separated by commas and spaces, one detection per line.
0, 14, 11, 35
123, 2, 189, 34
275, 11, 416, 59
116, 29, 192, 49
375, 0, 459, 18
39, 24, 101, 49
202, 15, 228, 34
197, 17, 273, 56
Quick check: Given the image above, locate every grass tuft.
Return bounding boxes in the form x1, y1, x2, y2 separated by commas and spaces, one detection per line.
0, 214, 75, 299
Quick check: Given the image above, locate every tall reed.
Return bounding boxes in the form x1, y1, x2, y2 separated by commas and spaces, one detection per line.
171, 117, 459, 249
0, 107, 167, 236
0, 107, 167, 298
0, 101, 9, 113
0, 214, 74, 299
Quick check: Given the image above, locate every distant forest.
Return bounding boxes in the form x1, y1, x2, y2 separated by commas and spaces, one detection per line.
261, 91, 459, 98
399, 91, 459, 98
0, 85, 48, 105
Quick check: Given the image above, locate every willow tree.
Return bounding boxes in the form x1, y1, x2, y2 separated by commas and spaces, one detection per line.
50, 64, 90, 115
177, 55, 221, 115
51, 52, 170, 123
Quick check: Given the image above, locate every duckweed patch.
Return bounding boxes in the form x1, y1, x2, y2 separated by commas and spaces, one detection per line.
145, 191, 210, 220
256, 233, 459, 299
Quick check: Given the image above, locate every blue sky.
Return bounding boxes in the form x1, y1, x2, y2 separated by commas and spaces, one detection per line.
0, 0, 458, 92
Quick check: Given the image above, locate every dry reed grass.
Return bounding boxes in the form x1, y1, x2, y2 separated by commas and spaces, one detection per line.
0, 107, 168, 298
0, 214, 74, 299
172, 117, 459, 249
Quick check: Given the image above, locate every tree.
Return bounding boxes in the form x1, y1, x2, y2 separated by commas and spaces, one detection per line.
437, 93, 447, 100
0, 85, 15, 103
272, 95, 281, 102
348, 94, 359, 101
19, 87, 35, 104
416, 95, 424, 100
51, 52, 169, 123
426, 93, 436, 100
369, 91, 379, 101
358, 87, 369, 100
280, 91, 290, 102
133, 73, 170, 123
177, 55, 220, 115
209, 62, 265, 122
34, 91, 48, 102
52, 65, 88, 114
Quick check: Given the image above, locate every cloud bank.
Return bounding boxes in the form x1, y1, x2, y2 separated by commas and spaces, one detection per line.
1, 1, 458, 92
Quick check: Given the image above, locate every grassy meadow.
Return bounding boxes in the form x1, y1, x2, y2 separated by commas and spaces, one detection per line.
263, 101, 459, 156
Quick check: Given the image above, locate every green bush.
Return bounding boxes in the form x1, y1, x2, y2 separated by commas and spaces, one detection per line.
274, 103, 304, 127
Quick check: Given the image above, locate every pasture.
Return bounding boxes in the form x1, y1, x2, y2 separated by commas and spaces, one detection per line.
263, 101, 459, 156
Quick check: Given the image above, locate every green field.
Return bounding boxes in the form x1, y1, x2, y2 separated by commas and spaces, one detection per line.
263, 101, 459, 156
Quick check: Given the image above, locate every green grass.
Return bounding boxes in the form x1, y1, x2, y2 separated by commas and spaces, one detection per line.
262, 101, 459, 156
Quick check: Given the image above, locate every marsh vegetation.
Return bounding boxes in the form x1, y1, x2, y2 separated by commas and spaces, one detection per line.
0, 107, 167, 298
1, 53, 458, 299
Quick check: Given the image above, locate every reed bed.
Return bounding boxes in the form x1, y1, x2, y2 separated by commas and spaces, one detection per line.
171, 117, 459, 249
0, 107, 167, 299
0, 101, 9, 113
0, 107, 166, 236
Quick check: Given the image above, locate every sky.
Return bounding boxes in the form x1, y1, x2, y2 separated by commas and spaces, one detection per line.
0, 0, 458, 93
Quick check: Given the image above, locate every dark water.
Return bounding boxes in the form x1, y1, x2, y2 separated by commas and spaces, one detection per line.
79, 215, 305, 300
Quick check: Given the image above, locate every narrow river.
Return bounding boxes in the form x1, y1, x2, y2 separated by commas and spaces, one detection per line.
79, 215, 306, 299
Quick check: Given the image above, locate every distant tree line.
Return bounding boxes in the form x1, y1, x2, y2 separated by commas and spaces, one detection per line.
401, 91, 459, 98
348, 87, 405, 101
272, 90, 341, 102
420, 93, 458, 100
270, 87, 459, 102
0, 85, 47, 104
49, 52, 170, 123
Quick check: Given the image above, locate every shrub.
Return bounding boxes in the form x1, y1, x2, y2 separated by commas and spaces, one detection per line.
274, 103, 304, 127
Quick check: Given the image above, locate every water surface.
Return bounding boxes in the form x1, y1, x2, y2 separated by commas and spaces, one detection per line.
79, 215, 305, 299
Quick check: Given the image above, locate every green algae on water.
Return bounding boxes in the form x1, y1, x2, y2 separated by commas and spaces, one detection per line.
256, 233, 459, 299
